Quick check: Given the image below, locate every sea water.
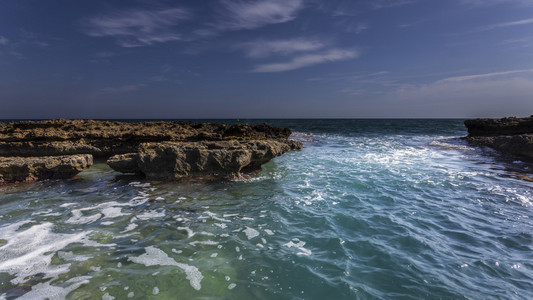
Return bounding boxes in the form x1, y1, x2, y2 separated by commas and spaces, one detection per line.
0, 119, 532, 299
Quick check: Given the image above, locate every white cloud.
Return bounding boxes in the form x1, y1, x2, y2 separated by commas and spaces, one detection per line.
252, 49, 358, 72
85, 7, 191, 47
218, 0, 303, 30
240, 38, 324, 58
0, 36, 8, 45
438, 69, 533, 82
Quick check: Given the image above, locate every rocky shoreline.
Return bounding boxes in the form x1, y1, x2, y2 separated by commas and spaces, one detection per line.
0, 120, 302, 184
463, 116, 533, 159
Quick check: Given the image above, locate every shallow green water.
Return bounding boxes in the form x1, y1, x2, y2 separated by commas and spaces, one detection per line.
1, 120, 532, 299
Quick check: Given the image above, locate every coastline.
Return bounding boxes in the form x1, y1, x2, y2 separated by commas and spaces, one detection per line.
0, 119, 302, 185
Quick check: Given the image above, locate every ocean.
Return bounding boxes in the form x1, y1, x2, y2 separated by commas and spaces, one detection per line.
1, 119, 532, 299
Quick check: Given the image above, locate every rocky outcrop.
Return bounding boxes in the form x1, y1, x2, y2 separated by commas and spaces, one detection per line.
0, 119, 302, 183
0, 120, 292, 157
107, 140, 302, 180
0, 154, 93, 184
464, 116, 533, 159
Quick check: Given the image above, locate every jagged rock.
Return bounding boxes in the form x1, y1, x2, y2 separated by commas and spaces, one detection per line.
0, 120, 293, 157
0, 154, 93, 184
107, 140, 302, 180
464, 116, 533, 159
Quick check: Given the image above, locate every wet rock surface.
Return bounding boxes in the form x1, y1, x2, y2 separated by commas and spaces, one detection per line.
464, 116, 533, 159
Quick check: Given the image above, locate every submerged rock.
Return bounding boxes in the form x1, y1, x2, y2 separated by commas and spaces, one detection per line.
0, 154, 93, 184
0, 119, 302, 182
463, 116, 533, 159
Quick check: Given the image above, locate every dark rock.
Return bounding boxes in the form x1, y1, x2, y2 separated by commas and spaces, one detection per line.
0, 154, 93, 184
464, 116, 533, 137
463, 116, 533, 159
107, 153, 139, 174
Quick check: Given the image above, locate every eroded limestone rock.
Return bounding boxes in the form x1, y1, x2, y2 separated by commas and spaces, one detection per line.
0, 154, 93, 184
107, 140, 302, 180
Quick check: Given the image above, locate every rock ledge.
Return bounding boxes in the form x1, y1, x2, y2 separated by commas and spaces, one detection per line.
463, 116, 533, 159
0, 120, 302, 183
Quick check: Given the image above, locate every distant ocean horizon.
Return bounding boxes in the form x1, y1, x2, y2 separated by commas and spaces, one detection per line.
1, 119, 532, 299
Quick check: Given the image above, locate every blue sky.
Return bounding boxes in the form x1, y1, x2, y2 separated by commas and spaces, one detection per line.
0, 0, 532, 118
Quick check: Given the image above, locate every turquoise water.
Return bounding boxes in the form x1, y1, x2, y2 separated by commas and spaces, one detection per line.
1, 119, 533, 299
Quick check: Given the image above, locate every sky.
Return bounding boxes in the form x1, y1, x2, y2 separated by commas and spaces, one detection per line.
0, 0, 532, 119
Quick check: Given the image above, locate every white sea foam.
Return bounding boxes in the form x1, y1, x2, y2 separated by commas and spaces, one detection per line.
137, 210, 165, 220
214, 223, 228, 229
243, 227, 259, 240
178, 226, 195, 238
129, 181, 151, 188
0, 221, 89, 284
264, 229, 274, 235
57, 251, 91, 262
228, 283, 236, 290
123, 223, 138, 232
284, 239, 312, 256
128, 196, 149, 206
17, 276, 91, 300
128, 246, 203, 290
66, 210, 102, 224
31, 209, 63, 217
189, 240, 218, 246
101, 207, 125, 219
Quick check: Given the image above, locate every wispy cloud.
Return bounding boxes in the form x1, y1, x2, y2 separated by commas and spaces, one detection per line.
216, 0, 304, 30
0, 36, 8, 45
371, 0, 418, 9
438, 69, 533, 82
85, 7, 191, 47
252, 49, 358, 72
477, 17, 533, 31
240, 38, 324, 58
460, 0, 533, 7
